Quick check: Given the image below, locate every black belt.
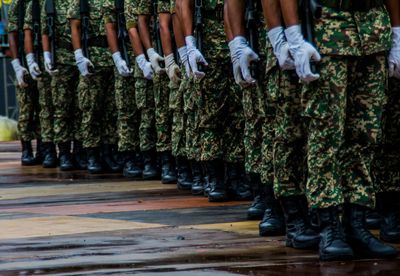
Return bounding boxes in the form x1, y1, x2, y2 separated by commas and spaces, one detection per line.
319, 0, 384, 12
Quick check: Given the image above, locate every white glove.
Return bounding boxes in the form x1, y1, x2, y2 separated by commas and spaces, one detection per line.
185, 35, 208, 80
389, 27, 400, 79
268, 26, 295, 71
165, 53, 180, 84
43, 51, 58, 76
136, 54, 154, 80
146, 48, 165, 74
228, 36, 259, 86
26, 53, 42, 80
74, 49, 94, 77
285, 25, 321, 83
11, 58, 28, 88
112, 51, 132, 77
178, 46, 191, 77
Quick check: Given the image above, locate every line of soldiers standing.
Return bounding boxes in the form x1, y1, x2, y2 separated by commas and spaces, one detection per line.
6, 0, 400, 262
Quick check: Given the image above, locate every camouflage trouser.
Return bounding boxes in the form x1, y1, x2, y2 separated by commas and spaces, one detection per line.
183, 75, 200, 161
16, 77, 40, 141
134, 62, 156, 152
37, 73, 54, 143
170, 76, 186, 158
153, 72, 172, 152
271, 68, 307, 198
304, 54, 387, 209
51, 65, 80, 144
114, 66, 140, 152
373, 77, 400, 193
77, 66, 117, 148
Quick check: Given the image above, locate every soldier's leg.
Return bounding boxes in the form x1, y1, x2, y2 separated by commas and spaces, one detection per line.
72, 75, 86, 171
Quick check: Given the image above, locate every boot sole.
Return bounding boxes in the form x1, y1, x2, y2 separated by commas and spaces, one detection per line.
191, 189, 204, 195
319, 253, 354, 262
259, 228, 286, 237
286, 238, 319, 249
380, 233, 400, 244
43, 164, 58, 168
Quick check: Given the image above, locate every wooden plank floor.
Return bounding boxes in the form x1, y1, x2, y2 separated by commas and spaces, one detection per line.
1, 141, 400, 275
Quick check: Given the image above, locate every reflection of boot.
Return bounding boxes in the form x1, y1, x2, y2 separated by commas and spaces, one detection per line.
176, 157, 192, 189
281, 195, 319, 249
247, 174, 267, 220
318, 206, 353, 261
191, 161, 204, 195
21, 140, 36, 166
160, 151, 177, 184
58, 141, 74, 171
42, 142, 58, 168
86, 147, 103, 174
206, 160, 227, 202
226, 163, 252, 200
102, 144, 123, 173
142, 150, 159, 180
122, 151, 142, 179
343, 203, 397, 259
259, 185, 285, 236
73, 140, 87, 170
378, 193, 400, 243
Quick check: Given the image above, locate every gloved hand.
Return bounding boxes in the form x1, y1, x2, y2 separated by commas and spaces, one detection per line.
268, 26, 295, 70
112, 51, 132, 77
178, 46, 191, 77
185, 35, 208, 80
146, 48, 165, 74
11, 58, 28, 88
43, 51, 59, 76
228, 36, 259, 86
26, 53, 42, 80
165, 53, 180, 84
389, 27, 400, 79
74, 49, 94, 77
285, 25, 321, 83
136, 54, 154, 80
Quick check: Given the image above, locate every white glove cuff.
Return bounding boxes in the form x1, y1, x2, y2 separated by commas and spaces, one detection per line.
11, 59, 22, 70
26, 53, 35, 65
112, 51, 122, 64
146, 48, 156, 58
136, 54, 147, 68
268, 26, 284, 46
44, 51, 51, 60
178, 46, 188, 60
165, 53, 175, 68
185, 36, 196, 48
392, 27, 400, 47
74, 49, 84, 61
284, 25, 304, 46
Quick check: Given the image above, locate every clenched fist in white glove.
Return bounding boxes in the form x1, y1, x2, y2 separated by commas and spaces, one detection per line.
74, 49, 94, 77
43, 51, 58, 76
146, 48, 165, 74
11, 58, 28, 88
26, 53, 42, 80
112, 51, 132, 77
285, 25, 321, 83
185, 35, 208, 80
136, 54, 154, 80
228, 36, 259, 86
268, 26, 295, 71
178, 46, 191, 77
165, 53, 180, 84
389, 27, 400, 79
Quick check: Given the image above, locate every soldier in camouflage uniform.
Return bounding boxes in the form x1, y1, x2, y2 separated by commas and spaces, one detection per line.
280, 0, 397, 261
40, 0, 85, 171
7, 0, 41, 166
68, 0, 120, 174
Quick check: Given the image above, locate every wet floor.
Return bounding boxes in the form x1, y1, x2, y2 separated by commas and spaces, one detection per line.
0, 141, 399, 275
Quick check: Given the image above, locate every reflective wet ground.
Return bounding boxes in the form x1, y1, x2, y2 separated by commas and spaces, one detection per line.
0, 141, 399, 275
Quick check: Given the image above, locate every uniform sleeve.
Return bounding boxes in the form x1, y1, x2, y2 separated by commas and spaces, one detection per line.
40, 0, 48, 35
7, 0, 20, 32
103, 0, 116, 24
23, 1, 33, 30
67, 0, 80, 20
125, 0, 138, 30
170, 0, 176, 14
137, 0, 152, 15
158, 0, 170, 14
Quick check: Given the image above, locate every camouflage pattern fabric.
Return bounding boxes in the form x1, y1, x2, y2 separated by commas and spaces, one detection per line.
36, 74, 54, 143
7, 0, 21, 33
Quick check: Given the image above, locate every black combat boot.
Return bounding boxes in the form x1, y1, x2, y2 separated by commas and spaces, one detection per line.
73, 140, 87, 170
318, 206, 354, 261
202, 162, 211, 196
207, 159, 227, 202
280, 195, 320, 249
343, 203, 397, 259
377, 192, 400, 243
21, 140, 36, 166
101, 144, 123, 173
191, 160, 204, 195
176, 157, 192, 189
58, 141, 74, 171
86, 147, 103, 174
259, 185, 285, 236
34, 139, 44, 164
365, 209, 381, 229
42, 142, 58, 168
160, 151, 177, 184
226, 162, 253, 200
123, 151, 143, 179
247, 174, 267, 220
142, 149, 159, 180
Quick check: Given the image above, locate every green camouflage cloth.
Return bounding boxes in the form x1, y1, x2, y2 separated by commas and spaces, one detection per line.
7, 0, 22, 32
158, 0, 170, 13
125, 0, 139, 29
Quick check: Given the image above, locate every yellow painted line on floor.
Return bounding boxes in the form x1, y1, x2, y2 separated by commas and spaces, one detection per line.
0, 181, 176, 200
182, 221, 260, 235
0, 216, 166, 240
